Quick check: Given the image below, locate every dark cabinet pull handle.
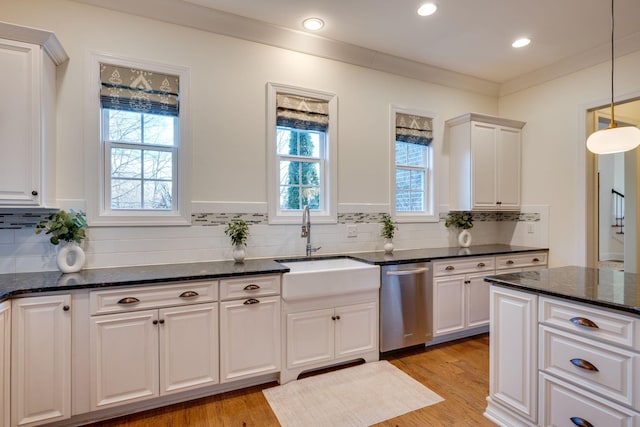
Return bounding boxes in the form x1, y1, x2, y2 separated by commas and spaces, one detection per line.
570, 417, 594, 427
243, 284, 260, 291
496, 201, 502, 205
179, 291, 199, 298
506, 260, 515, 265
332, 316, 336, 320
477, 262, 486, 267
464, 280, 470, 284
243, 298, 260, 305
445, 265, 455, 271
31, 190, 38, 196
153, 320, 158, 325
532, 257, 540, 262
570, 358, 599, 372
63, 305, 70, 311
570, 317, 599, 329
159, 319, 165, 324
117, 297, 140, 305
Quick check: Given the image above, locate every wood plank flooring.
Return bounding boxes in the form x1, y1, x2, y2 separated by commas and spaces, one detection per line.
89, 335, 495, 427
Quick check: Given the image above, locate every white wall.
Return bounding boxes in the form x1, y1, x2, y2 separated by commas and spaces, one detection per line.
1, 0, 549, 272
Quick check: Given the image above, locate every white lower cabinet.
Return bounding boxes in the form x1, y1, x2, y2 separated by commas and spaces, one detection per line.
89, 282, 219, 410
219, 295, 280, 383
1, 301, 10, 427
282, 296, 378, 384
11, 294, 71, 427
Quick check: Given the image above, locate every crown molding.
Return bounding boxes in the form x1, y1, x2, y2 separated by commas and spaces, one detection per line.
0, 20, 69, 64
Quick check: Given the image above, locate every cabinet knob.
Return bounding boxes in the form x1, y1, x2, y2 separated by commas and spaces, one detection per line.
159, 319, 165, 324
506, 260, 515, 265
243, 298, 260, 305
331, 316, 336, 321
179, 291, 199, 298
477, 262, 486, 268
31, 190, 38, 196
464, 280, 470, 284
445, 265, 455, 271
570, 417, 594, 427
570, 358, 599, 372
153, 320, 158, 325
63, 305, 70, 311
243, 284, 261, 291
496, 201, 502, 205
117, 297, 140, 305
570, 317, 599, 329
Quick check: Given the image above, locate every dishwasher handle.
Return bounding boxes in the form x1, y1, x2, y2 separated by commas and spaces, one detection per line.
385, 267, 430, 276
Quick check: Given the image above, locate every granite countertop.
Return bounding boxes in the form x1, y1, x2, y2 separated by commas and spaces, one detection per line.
485, 266, 640, 316
0, 244, 546, 302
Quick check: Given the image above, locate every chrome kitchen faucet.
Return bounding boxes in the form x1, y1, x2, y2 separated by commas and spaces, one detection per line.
301, 205, 321, 256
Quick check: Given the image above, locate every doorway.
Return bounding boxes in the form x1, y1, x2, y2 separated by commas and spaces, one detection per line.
586, 99, 640, 272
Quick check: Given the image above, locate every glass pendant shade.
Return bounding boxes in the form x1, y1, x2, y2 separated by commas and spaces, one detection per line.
587, 125, 640, 154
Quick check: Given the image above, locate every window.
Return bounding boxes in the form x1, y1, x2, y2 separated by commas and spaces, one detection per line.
86, 54, 191, 226
267, 83, 337, 224
391, 108, 437, 221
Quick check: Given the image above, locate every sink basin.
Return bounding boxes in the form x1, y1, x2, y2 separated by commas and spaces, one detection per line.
280, 258, 380, 301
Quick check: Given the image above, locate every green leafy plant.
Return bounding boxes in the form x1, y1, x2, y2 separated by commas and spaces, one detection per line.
224, 219, 250, 246
380, 214, 397, 239
35, 209, 88, 245
445, 211, 474, 230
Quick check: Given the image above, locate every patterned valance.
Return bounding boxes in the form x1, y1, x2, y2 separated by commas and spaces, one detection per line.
396, 113, 433, 146
276, 93, 329, 132
100, 63, 180, 117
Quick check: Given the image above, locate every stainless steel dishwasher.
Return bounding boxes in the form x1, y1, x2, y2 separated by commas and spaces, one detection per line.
380, 262, 432, 352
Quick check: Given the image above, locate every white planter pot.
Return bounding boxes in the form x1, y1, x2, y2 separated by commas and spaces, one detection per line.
56, 241, 85, 273
458, 229, 472, 248
383, 239, 394, 253
232, 245, 246, 263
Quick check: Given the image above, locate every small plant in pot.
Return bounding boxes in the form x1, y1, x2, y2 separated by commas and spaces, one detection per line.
445, 211, 474, 247
224, 219, 250, 263
380, 214, 397, 253
36, 209, 88, 273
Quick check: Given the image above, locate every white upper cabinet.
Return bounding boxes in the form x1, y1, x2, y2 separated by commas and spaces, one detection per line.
0, 22, 67, 207
447, 113, 525, 211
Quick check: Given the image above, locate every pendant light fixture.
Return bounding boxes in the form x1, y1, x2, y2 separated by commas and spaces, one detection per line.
586, 0, 640, 154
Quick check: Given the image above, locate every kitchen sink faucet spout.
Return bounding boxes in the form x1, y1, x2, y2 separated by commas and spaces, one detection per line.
301, 205, 321, 256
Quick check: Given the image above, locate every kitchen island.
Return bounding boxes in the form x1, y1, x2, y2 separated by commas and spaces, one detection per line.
484, 266, 640, 426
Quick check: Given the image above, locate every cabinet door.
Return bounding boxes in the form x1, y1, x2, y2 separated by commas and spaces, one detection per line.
334, 302, 377, 358
90, 310, 159, 410
0, 39, 41, 206
220, 296, 280, 383
433, 276, 466, 336
471, 122, 498, 209
466, 272, 491, 328
496, 126, 521, 209
159, 303, 219, 394
286, 308, 334, 369
12, 295, 71, 427
0, 302, 10, 427
490, 286, 537, 423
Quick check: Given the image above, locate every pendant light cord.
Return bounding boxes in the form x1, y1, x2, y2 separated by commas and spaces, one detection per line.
610, 0, 616, 127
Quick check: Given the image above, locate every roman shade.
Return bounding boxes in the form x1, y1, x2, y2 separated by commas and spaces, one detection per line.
276, 93, 329, 132
396, 113, 433, 146
100, 63, 179, 117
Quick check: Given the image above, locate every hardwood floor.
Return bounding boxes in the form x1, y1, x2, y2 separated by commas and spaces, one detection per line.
89, 335, 495, 427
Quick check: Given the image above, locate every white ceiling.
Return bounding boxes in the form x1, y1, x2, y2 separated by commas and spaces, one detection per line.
74, 0, 640, 95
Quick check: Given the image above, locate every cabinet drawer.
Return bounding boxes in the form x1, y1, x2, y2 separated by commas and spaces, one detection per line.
540, 325, 639, 408
90, 281, 218, 315
432, 257, 494, 276
539, 373, 639, 427
495, 252, 547, 270
219, 275, 280, 301
539, 296, 640, 349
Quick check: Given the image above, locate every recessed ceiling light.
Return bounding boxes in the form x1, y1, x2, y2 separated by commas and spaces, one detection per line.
417, 3, 437, 16
512, 38, 531, 48
303, 18, 324, 31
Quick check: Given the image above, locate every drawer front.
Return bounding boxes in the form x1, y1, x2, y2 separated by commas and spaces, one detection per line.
90, 281, 218, 315
540, 325, 639, 408
432, 257, 494, 277
540, 296, 640, 349
219, 275, 280, 301
540, 373, 639, 427
495, 252, 547, 270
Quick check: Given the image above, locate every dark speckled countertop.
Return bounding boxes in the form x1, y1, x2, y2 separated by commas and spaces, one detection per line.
0, 244, 546, 302
485, 266, 640, 316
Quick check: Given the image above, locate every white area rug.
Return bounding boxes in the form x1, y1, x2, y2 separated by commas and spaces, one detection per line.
263, 360, 443, 427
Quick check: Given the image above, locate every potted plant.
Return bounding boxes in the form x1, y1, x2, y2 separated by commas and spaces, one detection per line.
36, 209, 88, 273
380, 214, 397, 253
224, 219, 250, 262
445, 211, 474, 247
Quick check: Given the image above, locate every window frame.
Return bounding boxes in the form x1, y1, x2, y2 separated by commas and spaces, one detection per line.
85, 52, 191, 226
390, 105, 438, 223
266, 83, 337, 224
